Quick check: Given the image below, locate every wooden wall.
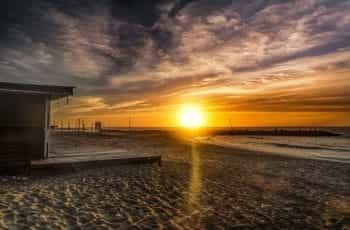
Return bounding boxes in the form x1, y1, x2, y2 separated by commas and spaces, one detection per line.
0, 93, 47, 160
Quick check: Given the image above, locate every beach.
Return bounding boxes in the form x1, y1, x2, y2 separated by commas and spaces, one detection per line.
0, 131, 349, 229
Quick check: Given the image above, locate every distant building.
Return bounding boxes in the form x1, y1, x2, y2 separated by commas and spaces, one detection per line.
50, 125, 59, 130
0, 82, 74, 160
95, 121, 102, 132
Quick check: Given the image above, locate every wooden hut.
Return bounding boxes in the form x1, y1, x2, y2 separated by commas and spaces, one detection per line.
0, 82, 74, 163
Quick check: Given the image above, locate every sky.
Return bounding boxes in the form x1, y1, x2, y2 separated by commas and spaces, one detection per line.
1, 0, 350, 127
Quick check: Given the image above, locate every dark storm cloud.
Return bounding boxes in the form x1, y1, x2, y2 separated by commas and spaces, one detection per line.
109, 0, 197, 26
0, 0, 197, 84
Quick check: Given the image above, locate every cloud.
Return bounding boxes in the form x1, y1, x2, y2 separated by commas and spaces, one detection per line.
0, 0, 350, 122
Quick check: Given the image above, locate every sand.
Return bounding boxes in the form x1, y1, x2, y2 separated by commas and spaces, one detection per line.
0, 131, 349, 229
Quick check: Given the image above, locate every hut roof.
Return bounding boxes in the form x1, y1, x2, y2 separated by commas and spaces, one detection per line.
0, 82, 74, 100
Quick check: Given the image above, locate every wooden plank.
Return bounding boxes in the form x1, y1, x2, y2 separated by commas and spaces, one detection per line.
31, 152, 161, 169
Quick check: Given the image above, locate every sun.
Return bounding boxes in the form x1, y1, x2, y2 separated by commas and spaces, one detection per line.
178, 104, 205, 128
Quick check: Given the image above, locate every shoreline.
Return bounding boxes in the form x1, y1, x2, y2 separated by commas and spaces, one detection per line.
195, 134, 350, 164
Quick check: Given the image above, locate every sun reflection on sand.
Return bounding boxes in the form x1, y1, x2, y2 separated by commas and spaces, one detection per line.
188, 143, 201, 205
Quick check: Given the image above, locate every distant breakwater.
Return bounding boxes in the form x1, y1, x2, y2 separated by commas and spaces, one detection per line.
211, 129, 341, 137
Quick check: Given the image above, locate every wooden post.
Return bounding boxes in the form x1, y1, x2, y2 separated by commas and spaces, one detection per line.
44, 97, 50, 159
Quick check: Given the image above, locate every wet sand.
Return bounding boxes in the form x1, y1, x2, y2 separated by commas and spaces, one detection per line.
0, 131, 349, 229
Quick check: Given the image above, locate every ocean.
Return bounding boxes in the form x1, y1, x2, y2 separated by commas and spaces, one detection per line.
197, 127, 350, 163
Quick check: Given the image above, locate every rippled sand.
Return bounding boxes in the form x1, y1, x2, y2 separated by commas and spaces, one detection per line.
0, 131, 349, 229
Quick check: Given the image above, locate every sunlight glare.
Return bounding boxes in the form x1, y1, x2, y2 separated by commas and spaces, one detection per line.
179, 104, 205, 128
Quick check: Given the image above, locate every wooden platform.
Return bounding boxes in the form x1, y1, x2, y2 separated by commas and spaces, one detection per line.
31, 151, 161, 169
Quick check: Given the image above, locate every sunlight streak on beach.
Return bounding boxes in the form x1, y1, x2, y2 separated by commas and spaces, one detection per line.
188, 143, 202, 205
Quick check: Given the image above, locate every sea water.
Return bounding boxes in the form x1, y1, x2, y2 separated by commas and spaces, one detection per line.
198, 128, 350, 163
